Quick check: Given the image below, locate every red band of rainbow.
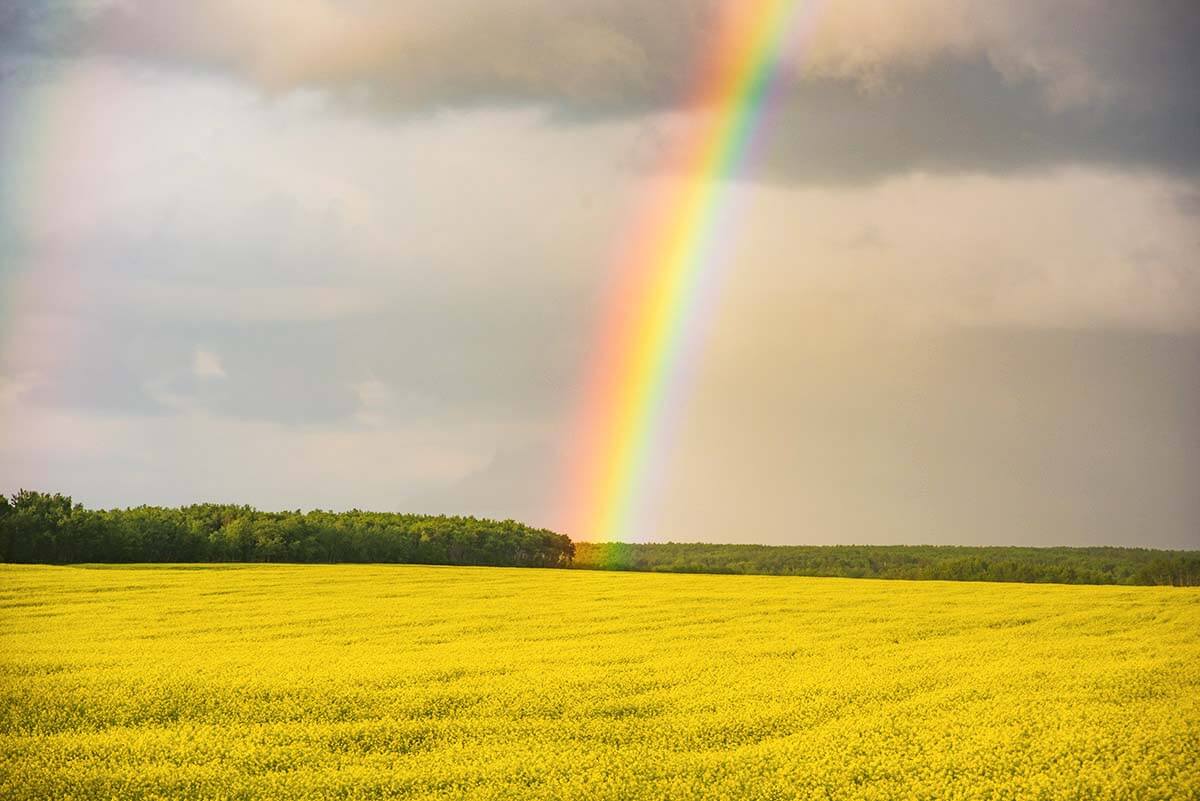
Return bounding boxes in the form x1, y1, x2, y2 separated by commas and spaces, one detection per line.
562, 0, 812, 541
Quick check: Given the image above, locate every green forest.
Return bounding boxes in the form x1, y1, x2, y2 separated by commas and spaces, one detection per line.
2, 490, 1197, 584
572, 542, 1200, 586
0, 491, 574, 567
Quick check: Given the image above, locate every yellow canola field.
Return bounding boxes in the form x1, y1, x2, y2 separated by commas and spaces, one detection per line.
1, 564, 1198, 800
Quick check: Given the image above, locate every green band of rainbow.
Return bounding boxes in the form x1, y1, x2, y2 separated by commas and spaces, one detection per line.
563, 0, 809, 541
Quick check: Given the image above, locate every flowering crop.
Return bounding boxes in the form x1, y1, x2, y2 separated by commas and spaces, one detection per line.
2, 564, 1197, 799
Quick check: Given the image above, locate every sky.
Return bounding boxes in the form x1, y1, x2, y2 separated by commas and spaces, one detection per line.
0, 0, 1197, 548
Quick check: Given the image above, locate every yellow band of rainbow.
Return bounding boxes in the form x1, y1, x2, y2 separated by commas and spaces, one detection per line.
563, 0, 811, 541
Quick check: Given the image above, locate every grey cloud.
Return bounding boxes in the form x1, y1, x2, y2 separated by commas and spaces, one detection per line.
3, 1, 1197, 180
8, 280, 586, 429
756, 57, 1200, 184
0, 85, 615, 430
10, 313, 359, 425
412, 438, 565, 522
1174, 189, 1200, 217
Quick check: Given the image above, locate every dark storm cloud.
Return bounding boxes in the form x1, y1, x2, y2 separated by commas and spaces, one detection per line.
756, 58, 1200, 184
2, 1, 1197, 182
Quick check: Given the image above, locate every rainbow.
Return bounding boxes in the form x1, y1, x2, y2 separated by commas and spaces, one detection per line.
562, 0, 813, 542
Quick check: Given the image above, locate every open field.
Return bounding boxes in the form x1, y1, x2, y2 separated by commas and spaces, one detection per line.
2, 565, 1198, 800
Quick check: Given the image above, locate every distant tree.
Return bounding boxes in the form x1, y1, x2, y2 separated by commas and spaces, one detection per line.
4, 490, 76, 562
0, 493, 11, 558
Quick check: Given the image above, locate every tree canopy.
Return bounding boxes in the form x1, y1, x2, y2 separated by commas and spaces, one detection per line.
572, 541, 1200, 586
0, 490, 574, 568
3, 490, 1196, 585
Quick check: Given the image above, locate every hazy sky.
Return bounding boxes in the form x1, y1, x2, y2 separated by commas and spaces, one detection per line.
1, 1, 1197, 547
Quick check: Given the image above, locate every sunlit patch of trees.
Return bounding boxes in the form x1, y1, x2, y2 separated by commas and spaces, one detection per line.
0, 490, 574, 568
572, 542, 1200, 586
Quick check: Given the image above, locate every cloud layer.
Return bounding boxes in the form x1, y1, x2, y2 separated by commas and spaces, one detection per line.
5, 0, 1198, 181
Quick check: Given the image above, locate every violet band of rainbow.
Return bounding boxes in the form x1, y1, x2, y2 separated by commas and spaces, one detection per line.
564, 0, 815, 543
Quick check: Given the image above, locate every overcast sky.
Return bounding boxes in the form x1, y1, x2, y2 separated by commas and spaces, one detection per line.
1, 0, 1197, 547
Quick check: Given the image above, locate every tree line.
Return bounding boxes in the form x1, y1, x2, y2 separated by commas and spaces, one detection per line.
3, 490, 1197, 585
0, 490, 575, 567
571, 542, 1200, 586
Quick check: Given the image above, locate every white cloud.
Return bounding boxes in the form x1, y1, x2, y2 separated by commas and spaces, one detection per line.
0, 398, 522, 513
0, 373, 38, 406
351, 378, 391, 428
129, 284, 386, 324
192, 348, 226, 379
715, 167, 1200, 336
